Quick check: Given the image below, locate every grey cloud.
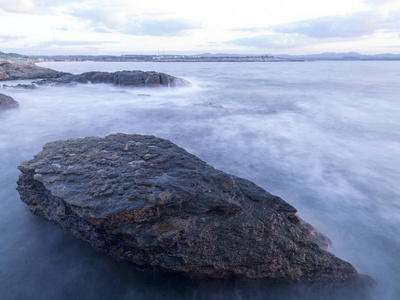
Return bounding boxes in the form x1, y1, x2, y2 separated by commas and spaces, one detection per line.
73, 8, 120, 29
74, 8, 200, 36
0, 34, 24, 42
37, 40, 120, 48
232, 2, 400, 41
229, 7, 400, 50
272, 12, 380, 38
271, 10, 400, 38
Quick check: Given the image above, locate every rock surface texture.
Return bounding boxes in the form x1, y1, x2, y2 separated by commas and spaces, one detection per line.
36, 70, 190, 87
17, 134, 372, 286
0, 93, 19, 109
0, 61, 64, 80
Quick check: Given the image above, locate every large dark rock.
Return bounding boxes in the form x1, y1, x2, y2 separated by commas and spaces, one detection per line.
17, 134, 373, 286
0, 61, 64, 80
36, 70, 190, 87
0, 93, 19, 109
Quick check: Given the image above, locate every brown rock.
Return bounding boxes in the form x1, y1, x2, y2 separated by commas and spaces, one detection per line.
0, 61, 64, 80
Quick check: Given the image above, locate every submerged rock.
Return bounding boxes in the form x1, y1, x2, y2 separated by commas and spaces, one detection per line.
36, 70, 190, 87
17, 134, 372, 286
2, 83, 37, 89
0, 93, 19, 109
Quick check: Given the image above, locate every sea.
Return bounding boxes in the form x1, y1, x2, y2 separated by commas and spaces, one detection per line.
0, 61, 399, 300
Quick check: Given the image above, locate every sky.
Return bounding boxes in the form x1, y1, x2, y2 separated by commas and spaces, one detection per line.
0, 0, 399, 55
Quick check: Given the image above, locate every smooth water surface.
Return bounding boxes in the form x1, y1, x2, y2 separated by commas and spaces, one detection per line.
1, 61, 399, 299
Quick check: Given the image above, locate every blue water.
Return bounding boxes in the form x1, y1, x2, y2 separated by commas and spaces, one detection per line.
1, 61, 399, 299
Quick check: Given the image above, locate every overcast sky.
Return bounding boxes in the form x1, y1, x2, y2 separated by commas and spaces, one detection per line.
0, 0, 399, 55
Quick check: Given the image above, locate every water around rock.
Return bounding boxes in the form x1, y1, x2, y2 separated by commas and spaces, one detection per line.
16, 133, 373, 287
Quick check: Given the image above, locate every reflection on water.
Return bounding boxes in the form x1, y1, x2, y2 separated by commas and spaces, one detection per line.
1, 61, 399, 299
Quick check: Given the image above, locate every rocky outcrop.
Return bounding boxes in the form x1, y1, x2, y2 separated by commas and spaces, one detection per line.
35, 70, 190, 87
0, 93, 19, 109
17, 134, 373, 286
0, 61, 64, 80
0, 52, 189, 87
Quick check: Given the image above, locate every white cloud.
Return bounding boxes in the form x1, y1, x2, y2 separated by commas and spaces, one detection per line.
121, 19, 200, 36
229, 33, 311, 49
0, 0, 34, 13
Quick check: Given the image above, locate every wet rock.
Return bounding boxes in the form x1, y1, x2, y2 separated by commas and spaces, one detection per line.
35, 70, 190, 87
2, 83, 37, 89
0, 66, 8, 80
17, 134, 373, 286
0, 93, 19, 109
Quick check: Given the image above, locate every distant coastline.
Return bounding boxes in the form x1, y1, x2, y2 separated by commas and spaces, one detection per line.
31, 54, 301, 63
2, 50, 400, 63
32, 52, 400, 63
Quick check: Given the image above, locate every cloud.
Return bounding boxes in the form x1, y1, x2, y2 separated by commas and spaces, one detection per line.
232, 27, 267, 32
272, 12, 380, 38
0, 0, 34, 13
121, 19, 200, 36
0, 34, 24, 42
230, 0, 400, 50
73, 7, 200, 36
37, 40, 120, 48
232, 6, 400, 47
229, 33, 310, 49
269, 0, 400, 39
0, 0, 82, 14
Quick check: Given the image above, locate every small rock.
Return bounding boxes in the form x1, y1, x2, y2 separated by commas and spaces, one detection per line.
0, 93, 19, 109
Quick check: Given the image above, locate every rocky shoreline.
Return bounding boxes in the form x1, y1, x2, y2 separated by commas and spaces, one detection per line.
0, 52, 190, 88
0, 55, 190, 109
17, 133, 374, 287
0, 60, 64, 80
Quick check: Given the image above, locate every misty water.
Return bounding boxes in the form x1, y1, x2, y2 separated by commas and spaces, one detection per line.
1, 61, 399, 299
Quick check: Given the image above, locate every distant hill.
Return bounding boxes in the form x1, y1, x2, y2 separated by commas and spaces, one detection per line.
275, 52, 400, 61
193, 52, 400, 61
195, 52, 400, 61
2, 50, 399, 62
